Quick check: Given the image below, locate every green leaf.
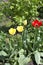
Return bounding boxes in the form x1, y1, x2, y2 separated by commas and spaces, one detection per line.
40, 52, 43, 64
0, 50, 7, 56
34, 51, 40, 64
18, 49, 31, 65
10, 6, 14, 9
5, 63, 10, 65
19, 49, 24, 55
13, 62, 16, 65
0, 12, 3, 16
18, 55, 31, 65
34, 51, 43, 64
40, 53, 43, 56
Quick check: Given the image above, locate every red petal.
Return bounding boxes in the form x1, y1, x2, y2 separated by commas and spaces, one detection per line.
34, 23, 39, 27
33, 20, 39, 23
38, 21, 42, 26
32, 20, 39, 27
32, 21, 35, 26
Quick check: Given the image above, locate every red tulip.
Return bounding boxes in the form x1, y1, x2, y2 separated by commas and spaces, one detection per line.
38, 21, 42, 26
32, 20, 42, 27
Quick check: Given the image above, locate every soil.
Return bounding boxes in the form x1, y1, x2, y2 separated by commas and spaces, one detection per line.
27, 61, 43, 65
27, 61, 37, 65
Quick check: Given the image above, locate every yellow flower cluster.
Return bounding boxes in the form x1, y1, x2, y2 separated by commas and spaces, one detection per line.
9, 20, 27, 35
9, 26, 24, 35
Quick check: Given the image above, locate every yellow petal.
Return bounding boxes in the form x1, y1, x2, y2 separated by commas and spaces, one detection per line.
9, 28, 16, 35
17, 26, 24, 32
23, 20, 27, 25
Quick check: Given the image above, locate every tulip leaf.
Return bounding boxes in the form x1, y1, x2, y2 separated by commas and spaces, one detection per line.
5, 63, 10, 65
0, 50, 7, 56
34, 51, 40, 64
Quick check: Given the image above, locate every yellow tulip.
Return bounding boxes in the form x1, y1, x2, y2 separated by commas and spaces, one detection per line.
17, 26, 24, 32
23, 20, 27, 25
9, 28, 16, 35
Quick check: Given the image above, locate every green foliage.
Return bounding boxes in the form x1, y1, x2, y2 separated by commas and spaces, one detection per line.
0, 0, 43, 26
0, 24, 43, 65
34, 51, 43, 64
0, 0, 43, 65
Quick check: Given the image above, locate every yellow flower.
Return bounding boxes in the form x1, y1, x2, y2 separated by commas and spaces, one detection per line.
9, 28, 16, 35
23, 20, 27, 25
17, 26, 24, 32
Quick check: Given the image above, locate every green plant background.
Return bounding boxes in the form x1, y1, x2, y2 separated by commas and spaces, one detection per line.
0, 0, 43, 65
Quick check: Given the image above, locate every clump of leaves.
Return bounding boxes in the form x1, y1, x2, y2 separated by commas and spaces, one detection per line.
1, 0, 43, 26
0, 22, 43, 65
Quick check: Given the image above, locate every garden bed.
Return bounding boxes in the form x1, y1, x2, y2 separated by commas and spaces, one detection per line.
0, 0, 43, 65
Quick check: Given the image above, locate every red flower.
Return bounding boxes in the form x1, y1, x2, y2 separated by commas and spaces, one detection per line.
32, 20, 42, 27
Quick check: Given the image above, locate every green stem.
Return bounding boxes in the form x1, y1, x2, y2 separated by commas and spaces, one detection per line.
33, 28, 38, 51
28, 51, 36, 57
